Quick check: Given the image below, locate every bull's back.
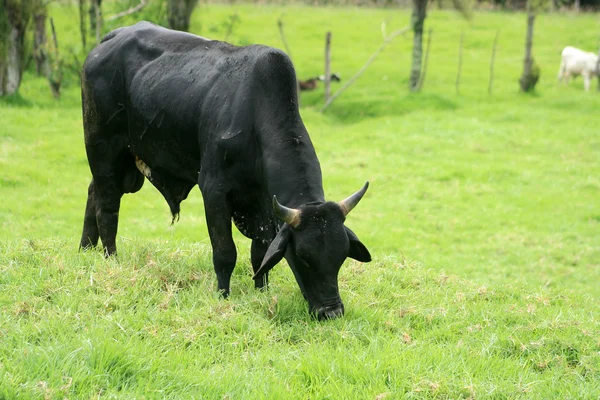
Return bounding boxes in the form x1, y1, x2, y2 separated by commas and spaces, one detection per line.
83, 22, 277, 125
81, 22, 299, 181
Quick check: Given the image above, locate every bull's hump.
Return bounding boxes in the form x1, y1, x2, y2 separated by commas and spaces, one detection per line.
130, 21, 211, 42
101, 22, 215, 63
132, 23, 220, 55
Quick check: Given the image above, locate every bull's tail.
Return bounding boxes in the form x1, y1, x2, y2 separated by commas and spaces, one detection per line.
101, 27, 126, 43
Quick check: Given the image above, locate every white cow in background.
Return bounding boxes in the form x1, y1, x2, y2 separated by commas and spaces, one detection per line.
558, 46, 599, 92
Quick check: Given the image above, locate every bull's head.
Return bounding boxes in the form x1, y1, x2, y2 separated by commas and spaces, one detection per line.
253, 182, 371, 320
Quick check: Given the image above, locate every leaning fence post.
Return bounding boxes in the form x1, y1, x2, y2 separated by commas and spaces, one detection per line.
489, 29, 499, 95
456, 30, 464, 95
324, 31, 332, 102
320, 27, 408, 113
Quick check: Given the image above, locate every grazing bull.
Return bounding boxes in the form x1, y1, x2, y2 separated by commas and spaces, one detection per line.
558, 46, 599, 92
79, 22, 371, 320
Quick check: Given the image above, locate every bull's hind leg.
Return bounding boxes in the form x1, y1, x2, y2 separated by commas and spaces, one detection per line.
80, 153, 144, 255
80, 74, 141, 256
82, 113, 143, 256
85, 147, 125, 256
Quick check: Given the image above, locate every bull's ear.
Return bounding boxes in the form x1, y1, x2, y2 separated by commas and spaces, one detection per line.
345, 226, 371, 263
253, 224, 292, 279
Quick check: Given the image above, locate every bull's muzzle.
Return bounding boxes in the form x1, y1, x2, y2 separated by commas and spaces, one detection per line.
314, 303, 345, 321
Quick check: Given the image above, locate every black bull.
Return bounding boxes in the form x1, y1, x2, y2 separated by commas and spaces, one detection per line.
79, 22, 371, 320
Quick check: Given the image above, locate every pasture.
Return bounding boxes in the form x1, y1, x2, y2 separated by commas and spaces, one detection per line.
1, 3, 600, 398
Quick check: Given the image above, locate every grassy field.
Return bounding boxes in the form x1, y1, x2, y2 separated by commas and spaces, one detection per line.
1, 3, 600, 398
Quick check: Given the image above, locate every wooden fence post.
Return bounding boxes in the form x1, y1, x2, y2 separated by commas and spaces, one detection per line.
456, 30, 464, 95
489, 29, 499, 95
324, 31, 332, 102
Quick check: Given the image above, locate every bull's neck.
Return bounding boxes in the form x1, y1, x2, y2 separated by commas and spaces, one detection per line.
262, 125, 325, 208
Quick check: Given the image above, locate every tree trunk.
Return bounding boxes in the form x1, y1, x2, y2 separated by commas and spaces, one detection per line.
33, 8, 50, 77
4, 26, 23, 94
1, 1, 7, 94
1, 1, 30, 96
167, 0, 198, 32
94, 0, 102, 44
409, 0, 427, 92
48, 17, 62, 98
519, 10, 538, 92
88, 0, 101, 33
417, 28, 432, 90
79, 0, 87, 49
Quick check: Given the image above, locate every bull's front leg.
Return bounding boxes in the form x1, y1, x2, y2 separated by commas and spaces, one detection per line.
251, 239, 269, 290
200, 182, 237, 297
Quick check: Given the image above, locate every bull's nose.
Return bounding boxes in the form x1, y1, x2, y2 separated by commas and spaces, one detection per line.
316, 303, 345, 320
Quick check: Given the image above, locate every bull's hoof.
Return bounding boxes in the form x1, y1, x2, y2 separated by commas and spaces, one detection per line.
254, 274, 269, 290
78, 243, 96, 252
103, 248, 117, 258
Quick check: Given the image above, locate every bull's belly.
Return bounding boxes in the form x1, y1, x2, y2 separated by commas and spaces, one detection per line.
133, 151, 198, 184
127, 125, 200, 216
128, 124, 201, 184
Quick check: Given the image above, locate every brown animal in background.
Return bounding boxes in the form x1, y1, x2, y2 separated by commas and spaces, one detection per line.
298, 73, 341, 91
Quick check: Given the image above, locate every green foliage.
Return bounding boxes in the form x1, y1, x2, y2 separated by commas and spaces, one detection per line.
208, 11, 240, 41
527, 0, 552, 12
110, 0, 169, 27
1, 4, 600, 398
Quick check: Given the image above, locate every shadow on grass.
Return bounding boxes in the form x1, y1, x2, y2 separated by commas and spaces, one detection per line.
302, 92, 459, 124
0, 72, 83, 109
0, 93, 34, 108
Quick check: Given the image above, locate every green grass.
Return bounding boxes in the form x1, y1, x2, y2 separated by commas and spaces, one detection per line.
1, 3, 599, 398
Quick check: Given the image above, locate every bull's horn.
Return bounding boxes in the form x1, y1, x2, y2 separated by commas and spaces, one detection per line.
338, 181, 369, 216
273, 196, 301, 227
